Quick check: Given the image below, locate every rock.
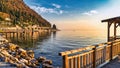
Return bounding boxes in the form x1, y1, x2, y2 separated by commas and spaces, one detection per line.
43, 60, 52, 65
8, 58, 14, 64
15, 55, 21, 59
7, 43, 18, 51
1, 50, 11, 57
24, 56, 31, 60
0, 36, 53, 68
27, 61, 37, 68
30, 59, 39, 66
42, 64, 53, 68
37, 56, 46, 63
20, 58, 28, 64
0, 53, 4, 57
18, 48, 27, 58
27, 50, 34, 58
10, 57, 19, 63
16, 63, 28, 68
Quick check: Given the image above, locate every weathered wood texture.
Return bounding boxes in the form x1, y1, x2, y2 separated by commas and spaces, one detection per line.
59, 40, 120, 68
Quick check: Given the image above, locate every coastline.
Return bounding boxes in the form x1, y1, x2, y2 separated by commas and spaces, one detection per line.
0, 34, 53, 68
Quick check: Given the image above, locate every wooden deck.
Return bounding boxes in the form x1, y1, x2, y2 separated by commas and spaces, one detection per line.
102, 56, 120, 68
59, 39, 120, 68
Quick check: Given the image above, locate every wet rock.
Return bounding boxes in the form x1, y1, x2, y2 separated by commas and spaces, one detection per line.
27, 61, 37, 68
37, 56, 46, 63
16, 63, 28, 68
0, 36, 53, 68
42, 64, 53, 68
7, 43, 18, 51
43, 60, 52, 65
1, 50, 11, 57
15, 55, 21, 59
30, 59, 39, 66
27, 50, 34, 58
18, 48, 27, 58
24, 56, 31, 60
20, 58, 28, 64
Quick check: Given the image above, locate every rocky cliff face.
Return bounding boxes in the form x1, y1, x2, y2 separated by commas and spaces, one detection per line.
0, 0, 51, 27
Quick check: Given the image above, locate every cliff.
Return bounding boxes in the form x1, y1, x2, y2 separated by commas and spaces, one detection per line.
0, 0, 51, 27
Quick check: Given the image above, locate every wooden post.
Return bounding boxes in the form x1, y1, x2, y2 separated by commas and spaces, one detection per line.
63, 55, 69, 68
110, 42, 113, 61
114, 22, 116, 40
78, 56, 80, 68
108, 22, 110, 42
93, 46, 97, 68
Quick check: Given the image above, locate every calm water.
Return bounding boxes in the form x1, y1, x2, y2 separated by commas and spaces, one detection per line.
6, 30, 107, 67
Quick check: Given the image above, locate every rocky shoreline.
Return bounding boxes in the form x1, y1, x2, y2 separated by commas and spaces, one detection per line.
0, 36, 53, 68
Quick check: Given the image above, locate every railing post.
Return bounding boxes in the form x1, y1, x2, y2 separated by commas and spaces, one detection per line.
63, 55, 68, 68
93, 46, 97, 68
110, 41, 113, 61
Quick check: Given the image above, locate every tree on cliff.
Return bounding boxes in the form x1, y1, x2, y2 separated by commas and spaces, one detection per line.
52, 24, 57, 29
0, 0, 51, 27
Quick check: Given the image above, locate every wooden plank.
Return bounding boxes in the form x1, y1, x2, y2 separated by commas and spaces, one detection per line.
114, 22, 117, 40
108, 22, 110, 42
83, 55, 87, 68
63, 55, 69, 68
72, 58, 75, 68
93, 46, 97, 68
110, 42, 113, 61
68, 50, 94, 59
77, 56, 80, 68
60, 39, 120, 68
59, 46, 95, 56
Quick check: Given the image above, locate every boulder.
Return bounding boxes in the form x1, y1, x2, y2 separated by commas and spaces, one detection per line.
37, 56, 46, 63
18, 48, 27, 58
19, 58, 28, 64
42, 64, 53, 68
43, 60, 52, 65
1, 50, 11, 57
7, 43, 18, 51
27, 50, 34, 58
30, 59, 39, 66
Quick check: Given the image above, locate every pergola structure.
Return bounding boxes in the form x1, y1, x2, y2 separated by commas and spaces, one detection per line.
102, 16, 120, 42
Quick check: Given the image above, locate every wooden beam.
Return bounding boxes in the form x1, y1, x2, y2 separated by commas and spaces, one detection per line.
108, 22, 111, 42
114, 22, 117, 40
63, 55, 69, 68
102, 16, 120, 22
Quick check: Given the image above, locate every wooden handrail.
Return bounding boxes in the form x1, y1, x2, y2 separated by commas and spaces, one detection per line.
59, 39, 120, 68
59, 45, 95, 56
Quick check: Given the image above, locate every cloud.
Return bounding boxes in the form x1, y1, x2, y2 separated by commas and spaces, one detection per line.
52, 3, 61, 8
30, 5, 64, 15
83, 10, 98, 16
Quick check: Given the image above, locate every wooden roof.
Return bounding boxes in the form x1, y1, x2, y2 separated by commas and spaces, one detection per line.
102, 16, 120, 22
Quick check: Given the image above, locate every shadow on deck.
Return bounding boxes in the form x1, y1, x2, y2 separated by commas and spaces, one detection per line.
102, 56, 120, 68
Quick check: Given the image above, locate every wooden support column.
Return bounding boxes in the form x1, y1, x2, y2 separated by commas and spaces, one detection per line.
63, 55, 69, 68
110, 42, 113, 61
108, 22, 111, 42
114, 22, 117, 40
93, 46, 97, 68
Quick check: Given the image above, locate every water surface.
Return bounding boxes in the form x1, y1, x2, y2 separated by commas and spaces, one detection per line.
6, 30, 107, 67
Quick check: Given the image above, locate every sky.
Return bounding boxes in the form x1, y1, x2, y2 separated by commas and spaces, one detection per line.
24, 0, 120, 31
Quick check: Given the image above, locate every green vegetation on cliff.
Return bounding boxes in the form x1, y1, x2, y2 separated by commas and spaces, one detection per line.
0, 0, 51, 27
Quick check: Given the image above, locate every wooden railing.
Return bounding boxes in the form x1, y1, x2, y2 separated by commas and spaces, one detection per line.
59, 39, 120, 68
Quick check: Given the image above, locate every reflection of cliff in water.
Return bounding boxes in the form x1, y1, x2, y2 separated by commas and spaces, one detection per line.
52, 31, 56, 38
5, 31, 51, 49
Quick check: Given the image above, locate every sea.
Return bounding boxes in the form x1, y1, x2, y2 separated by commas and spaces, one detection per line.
6, 30, 107, 67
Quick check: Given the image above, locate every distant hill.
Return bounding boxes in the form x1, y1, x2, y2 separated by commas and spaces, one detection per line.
0, 0, 51, 27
